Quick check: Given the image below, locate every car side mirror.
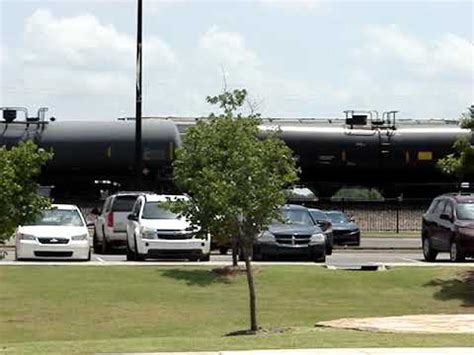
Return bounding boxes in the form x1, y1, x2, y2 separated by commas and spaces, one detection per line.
127, 213, 138, 221
350, 217, 355, 223
440, 213, 452, 222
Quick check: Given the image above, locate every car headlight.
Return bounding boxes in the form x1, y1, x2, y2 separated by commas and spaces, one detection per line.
72, 234, 88, 241
258, 231, 274, 242
310, 233, 326, 243
141, 227, 157, 239
18, 233, 36, 241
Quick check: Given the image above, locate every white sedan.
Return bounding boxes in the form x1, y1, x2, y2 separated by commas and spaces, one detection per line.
15, 204, 91, 261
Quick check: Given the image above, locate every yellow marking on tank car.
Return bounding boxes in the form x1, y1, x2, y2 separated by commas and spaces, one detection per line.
418, 151, 432, 161
341, 149, 346, 163
106, 146, 112, 158
169, 141, 174, 161
405, 151, 410, 164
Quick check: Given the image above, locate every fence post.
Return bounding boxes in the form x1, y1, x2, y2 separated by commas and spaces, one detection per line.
396, 205, 399, 234
396, 194, 403, 234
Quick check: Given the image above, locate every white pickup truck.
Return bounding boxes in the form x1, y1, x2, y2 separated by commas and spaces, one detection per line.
93, 192, 140, 254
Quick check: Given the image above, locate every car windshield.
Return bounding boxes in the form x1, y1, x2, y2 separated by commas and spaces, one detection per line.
327, 212, 349, 224
274, 208, 314, 226
27, 209, 84, 227
456, 203, 474, 220
310, 210, 327, 221
112, 196, 138, 212
142, 202, 180, 220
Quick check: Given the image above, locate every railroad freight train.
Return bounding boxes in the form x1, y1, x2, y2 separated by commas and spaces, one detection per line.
0, 107, 471, 199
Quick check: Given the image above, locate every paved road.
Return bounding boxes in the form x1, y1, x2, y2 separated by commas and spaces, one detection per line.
2, 236, 471, 266
2, 248, 472, 267
357, 237, 421, 249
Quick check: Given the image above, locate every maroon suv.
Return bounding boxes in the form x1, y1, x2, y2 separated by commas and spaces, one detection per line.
422, 193, 474, 262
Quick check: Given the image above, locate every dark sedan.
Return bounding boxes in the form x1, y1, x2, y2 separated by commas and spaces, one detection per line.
253, 205, 327, 262
325, 210, 360, 246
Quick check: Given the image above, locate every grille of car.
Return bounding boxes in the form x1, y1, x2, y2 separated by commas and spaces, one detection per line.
333, 230, 355, 237
34, 251, 73, 257
38, 238, 69, 244
275, 234, 311, 245
156, 231, 194, 240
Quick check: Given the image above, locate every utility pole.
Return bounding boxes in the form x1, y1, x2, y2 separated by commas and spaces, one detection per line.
135, 0, 143, 188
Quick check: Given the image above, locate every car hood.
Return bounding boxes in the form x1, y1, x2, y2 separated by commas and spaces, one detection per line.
17, 226, 88, 238
140, 219, 191, 231
455, 220, 474, 229
332, 222, 359, 231
268, 224, 321, 235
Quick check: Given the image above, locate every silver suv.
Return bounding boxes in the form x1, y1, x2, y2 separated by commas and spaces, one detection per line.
93, 192, 140, 254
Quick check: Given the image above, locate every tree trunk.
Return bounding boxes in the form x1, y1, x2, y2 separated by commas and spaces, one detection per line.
231, 235, 238, 267
242, 243, 258, 331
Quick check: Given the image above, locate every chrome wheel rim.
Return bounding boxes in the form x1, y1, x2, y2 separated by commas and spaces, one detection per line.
423, 239, 430, 256
450, 242, 457, 261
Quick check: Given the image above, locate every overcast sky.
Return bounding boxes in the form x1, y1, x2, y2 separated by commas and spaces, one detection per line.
0, 0, 472, 120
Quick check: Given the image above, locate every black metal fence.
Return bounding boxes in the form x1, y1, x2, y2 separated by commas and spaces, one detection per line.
71, 197, 431, 234
300, 198, 431, 233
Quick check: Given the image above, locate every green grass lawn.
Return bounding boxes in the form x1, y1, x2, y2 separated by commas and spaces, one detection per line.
0, 266, 473, 354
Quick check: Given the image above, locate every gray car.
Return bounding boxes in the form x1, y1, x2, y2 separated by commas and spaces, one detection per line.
325, 210, 360, 246
253, 205, 327, 262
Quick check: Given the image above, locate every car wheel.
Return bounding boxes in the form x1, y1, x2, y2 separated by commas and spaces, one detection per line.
133, 235, 146, 261
101, 228, 109, 255
135, 253, 146, 261
252, 247, 262, 261
93, 228, 101, 253
85, 249, 91, 261
219, 247, 229, 255
326, 246, 333, 256
200, 254, 211, 262
450, 240, 465, 262
126, 240, 135, 261
422, 237, 438, 262
312, 251, 326, 263
355, 235, 361, 247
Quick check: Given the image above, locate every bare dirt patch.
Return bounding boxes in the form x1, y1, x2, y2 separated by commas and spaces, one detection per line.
316, 314, 474, 334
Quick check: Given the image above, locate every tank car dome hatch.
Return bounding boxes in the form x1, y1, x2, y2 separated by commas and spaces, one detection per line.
2, 109, 17, 123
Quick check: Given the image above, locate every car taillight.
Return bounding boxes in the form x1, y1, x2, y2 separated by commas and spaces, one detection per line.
107, 212, 114, 227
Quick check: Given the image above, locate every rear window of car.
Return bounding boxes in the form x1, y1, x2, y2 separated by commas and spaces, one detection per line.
327, 212, 349, 224
310, 210, 327, 221
456, 203, 474, 220
112, 196, 138, 212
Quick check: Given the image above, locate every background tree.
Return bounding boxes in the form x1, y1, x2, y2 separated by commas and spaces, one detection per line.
437, 106, 474, 182
0, 141, 53, 243
168, 89, 298, 332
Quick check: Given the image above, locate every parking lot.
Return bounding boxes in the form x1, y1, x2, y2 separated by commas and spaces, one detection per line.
2, 238, 472, 267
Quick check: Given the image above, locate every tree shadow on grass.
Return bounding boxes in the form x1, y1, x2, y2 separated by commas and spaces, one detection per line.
424, 269, 474, 307
160, 268, 233, 287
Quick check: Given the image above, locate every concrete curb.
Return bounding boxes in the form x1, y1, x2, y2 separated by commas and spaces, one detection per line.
103, 348, 473, 355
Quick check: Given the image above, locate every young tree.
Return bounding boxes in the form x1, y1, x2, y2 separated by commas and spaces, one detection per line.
0, 141, 53, 242
169, 89, 298, 331
437, 107, 474, 182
